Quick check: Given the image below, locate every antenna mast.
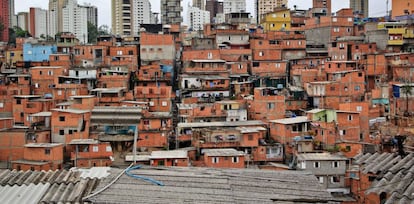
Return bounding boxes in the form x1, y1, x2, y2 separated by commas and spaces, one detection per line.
386, 0, 389, 17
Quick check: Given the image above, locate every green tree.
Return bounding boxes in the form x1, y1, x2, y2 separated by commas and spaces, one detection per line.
401, 84, 413, 116
14, 26, 31, 38
98, 25, 110, 35
8, 28, 16, 44
87, 22, 98, 43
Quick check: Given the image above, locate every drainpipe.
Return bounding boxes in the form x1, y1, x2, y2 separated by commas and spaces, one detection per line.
75, 144, 78, 167
133, 125, 138, 164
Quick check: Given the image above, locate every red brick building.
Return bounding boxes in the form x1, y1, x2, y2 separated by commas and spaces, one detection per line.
11, 143, 63, 171
203, 148, 245, 168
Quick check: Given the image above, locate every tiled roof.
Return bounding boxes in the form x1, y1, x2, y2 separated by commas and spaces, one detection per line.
353, 153, 414, 204
87, 167, 337, 203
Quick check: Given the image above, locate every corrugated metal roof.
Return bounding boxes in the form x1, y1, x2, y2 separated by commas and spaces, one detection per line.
39, 178, 100, 203
236, 126, 266, 133
87, 167, 336, 204
177, 120, 265, 128
69, 139, 100, 145
51, 108, 90, 114
0, 169, 105, 204
30, 111, 52, 117
24, 143, 63, 148
270, 116, 310, 124
297, 153, 348, 161
0, 169, 80, 186
203, 148, 245, 157
353, 153, 414, 204
75, 167, 112, 179
150, 150, 188, 159
124, 155, 151, 162
0, 183, 50, 204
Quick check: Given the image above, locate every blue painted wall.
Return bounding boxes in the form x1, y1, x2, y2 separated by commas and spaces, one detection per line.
23, 43, 57, 62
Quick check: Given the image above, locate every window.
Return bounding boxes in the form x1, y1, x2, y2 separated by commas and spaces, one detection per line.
332, 161, 339, 168
300, 161, 306, 169
248, 134, 253, 141
59, 130, 64, 135
117, 50, 123, 55
292, 124, 303, 132
0, 102, 3, 108
106, 146, 112, 152
45, 148, 50, 155
212, 157, 219, 163
48, 70, 53, 76
59, 116, 65, 122
16, 99, 21, 104
128, 50, 133, 55
259, 51, 264, 56
149, 101, 155, 106
317, 176, 324, 183
330, 176, 340, 183
345, 146, 351, 152
314, 161, 320, 168
334, 27, 339, 32
332, 18, 337, 22
340, 130, 346, 136
232, 157, 239, 163
207, 52, 213, 59
162, 101, 167, 106
348, 115, 353, 121
267, 103, 275, 109
354, 85, 360, 91
93, 146, 99, 152
58, 90, 62, 95
143, 120, 150, 125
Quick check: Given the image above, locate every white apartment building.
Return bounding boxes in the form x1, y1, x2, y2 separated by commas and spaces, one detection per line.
132, 0, 152, 34
187, 6, 210, 31
30, 8, 48, 39
17, 12, 29, 31
48, 0, 59, 38
223, 0, 246, 14
62, 0, 88, 43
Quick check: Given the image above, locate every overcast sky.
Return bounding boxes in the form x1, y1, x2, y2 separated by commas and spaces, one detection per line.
15, 0, 390, 27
